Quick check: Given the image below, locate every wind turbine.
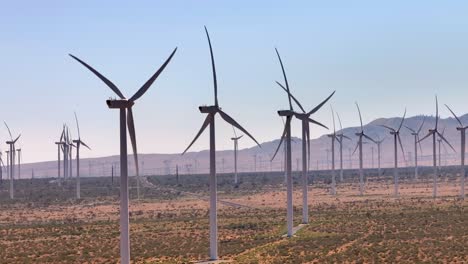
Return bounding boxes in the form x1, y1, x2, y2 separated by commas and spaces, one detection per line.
373, 136, 385, 177
272, 48, 331, 231
181, 27, 259, 261
419, 96, 455, 198
55, 127, 66, 185
335, 113, 351, 182
61, 125, 69, 180
276, 77, 333, 223
381, 109, 406, 197
231, 127, 243, 185
4, 122, 20, 199
73, 112, 91, 199
67, 127, 75, 180
405, 117, 425, 180
445, 104, 467, 200
327, 106, 338, 195
352, 103, 376, 196
70, 45, 176, 263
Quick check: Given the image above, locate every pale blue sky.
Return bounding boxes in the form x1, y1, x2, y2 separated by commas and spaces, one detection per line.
1, 1, 468, 162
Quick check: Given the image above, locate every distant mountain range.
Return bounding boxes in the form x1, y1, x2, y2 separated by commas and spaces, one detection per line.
14, 114, 467, 179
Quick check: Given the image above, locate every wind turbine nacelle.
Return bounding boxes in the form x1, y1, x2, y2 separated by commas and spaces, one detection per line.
199, 105, 219, 113
294, 113, 308, 119
106, 99, 134, 109
278, 110, 294, 116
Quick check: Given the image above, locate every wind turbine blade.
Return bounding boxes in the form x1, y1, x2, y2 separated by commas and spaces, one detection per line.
69, 54, 125, 99
275, 48, 293, 111
397, 134, 406, 161
182, 114, 212, 155
362, 133, 376, 144
380, 125, 395, 132
417, 116, 426, 134
13, 135, 21, 144
445, 104, 462, 127
232, 126, 237, 138
307, 118, 328, 130
60, 125, 65, 142
442, 142, 448, 154
81, 141, 91, 150
418, 131, 432, 143
397, 108, 406, 132
352, 140, 359, 155
337, 112, 343, 131
355, 102, 363, 131
74, 112, 81, 139
418, 135, 423, 154
127, 107, 139, 177
343, 135, 351, 140
218, 110, 261, 147
129, 47, 177, 102
4, 122, 12, 140
404, 125, 416, 133
271, 117, 289, 161
276, 81, 305, 113
437, 131, 456, 152
335, 136, 341, 144
204, 27, 219, 107
308, 91, 336, 115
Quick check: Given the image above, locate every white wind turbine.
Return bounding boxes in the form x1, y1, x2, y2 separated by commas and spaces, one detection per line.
445, 104, 467, 200
67, 127, 75, 180
327, 106, 338, 195
335, 113, 351, 182
70, 46, 176, 264
373, 136, 385, 177
404, 117, 425, 180
352, 103, 376, 196
61, 125, 69, 180
5, 122, 20, 199
54, 127, 66, 186
419, 96, 454, 198
73, 112, 91, 199
272, 48, 332, 230
381, 109, 406, 197
276, 76, 333, 224
182, 27, 260, 261
230, 127, 243, 185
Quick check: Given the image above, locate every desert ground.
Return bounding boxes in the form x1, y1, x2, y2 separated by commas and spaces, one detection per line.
0, 170, 466, 263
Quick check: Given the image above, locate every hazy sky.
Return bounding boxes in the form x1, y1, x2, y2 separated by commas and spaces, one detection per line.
1, 1, 468, 163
